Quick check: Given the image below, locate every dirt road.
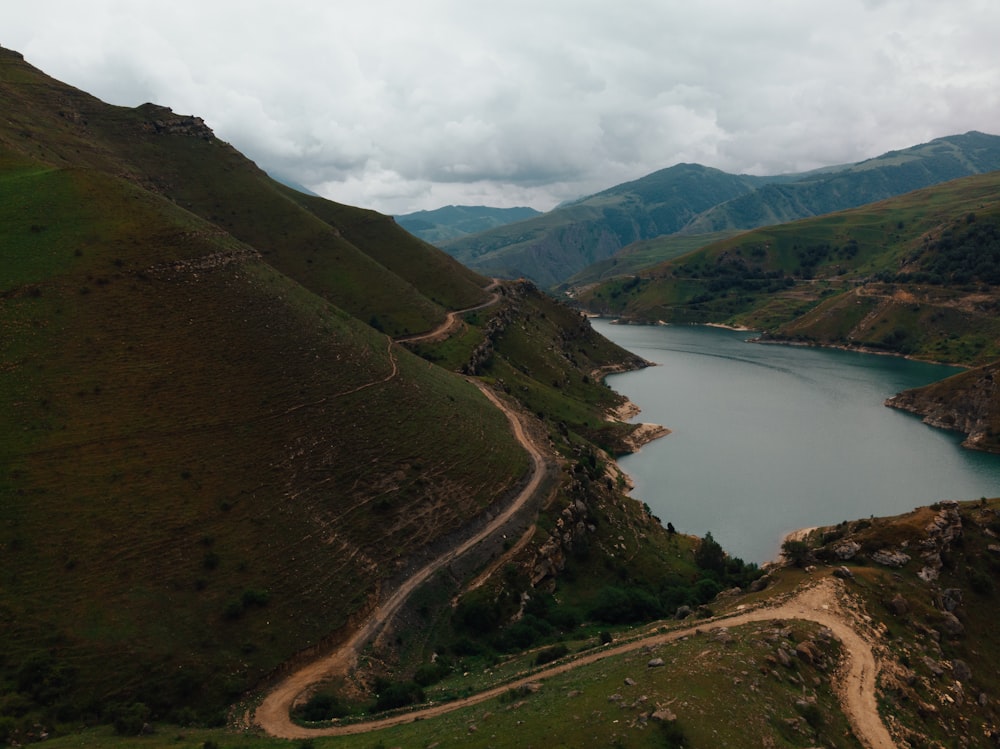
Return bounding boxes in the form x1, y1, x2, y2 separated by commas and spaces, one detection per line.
254, 380, 550, 738
395, 281, 501, 344
258, 577, 894, 748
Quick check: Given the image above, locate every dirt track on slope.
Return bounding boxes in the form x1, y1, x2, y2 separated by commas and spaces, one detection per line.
395, 280, 501, 344
255, 274, 895, 747
253, 380, 550, 739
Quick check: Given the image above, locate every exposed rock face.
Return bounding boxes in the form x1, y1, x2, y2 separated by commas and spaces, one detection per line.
141, 105, 215, 140
917, 501, 963, 582
832, 540, 861, 560
885, 362, 1000, 453
870, 549, 911, 568
530, 496, 594, 587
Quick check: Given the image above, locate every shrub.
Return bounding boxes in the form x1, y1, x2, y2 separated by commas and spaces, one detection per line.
413, 660, 451, 687
535, 644, 569, 666
372, 681, 424, 712
111, 702, 150, 735
293, 691, 347, 722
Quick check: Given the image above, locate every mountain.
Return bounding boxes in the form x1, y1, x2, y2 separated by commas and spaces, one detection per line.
395, 204, 542, 244
578, 170, 1000, 363
444, 133, 1000, 288
0, 46, 686, 735
680, 131, 1000, 235
9, 47, 1000, 749
440, 164, 772, 286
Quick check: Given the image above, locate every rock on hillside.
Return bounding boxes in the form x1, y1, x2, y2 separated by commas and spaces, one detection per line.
886, 362, 1000, 452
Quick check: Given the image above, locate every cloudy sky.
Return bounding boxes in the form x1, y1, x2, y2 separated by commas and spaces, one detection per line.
5, 1, 1000, 214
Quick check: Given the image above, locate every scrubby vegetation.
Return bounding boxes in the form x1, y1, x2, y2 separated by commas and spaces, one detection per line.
579, 170, 1000, 367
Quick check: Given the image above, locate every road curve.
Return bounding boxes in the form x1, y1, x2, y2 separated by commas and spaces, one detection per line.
258, 576, 895, 748
254, 380, 550, 739
395, 281, 501, 344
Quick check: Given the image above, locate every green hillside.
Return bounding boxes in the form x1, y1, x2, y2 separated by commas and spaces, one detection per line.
1, 46, 688, 739
441, 164, 764, 286
681, 131, 1000, 236
444, 133, 1000, 289
579, 171, 1000, 365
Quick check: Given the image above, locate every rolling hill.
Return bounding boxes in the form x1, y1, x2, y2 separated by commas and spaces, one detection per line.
441, 164, 770, 286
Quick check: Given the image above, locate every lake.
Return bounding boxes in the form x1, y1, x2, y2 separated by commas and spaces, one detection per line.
592, 319, 1000, 564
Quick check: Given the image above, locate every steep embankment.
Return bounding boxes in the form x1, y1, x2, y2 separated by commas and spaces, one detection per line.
258, 577, 894, 749
886, 362, 1000, 452
1, 46, 660, 738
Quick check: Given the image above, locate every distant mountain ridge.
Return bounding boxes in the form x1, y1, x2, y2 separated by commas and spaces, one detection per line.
395, 204, 542, 244
440, 132, 1000, 287
441, 163, 766, 286
681, 131, 1000, 235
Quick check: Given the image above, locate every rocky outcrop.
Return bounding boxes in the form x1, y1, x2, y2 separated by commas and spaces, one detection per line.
140, 104, 215, 140
529, 497, 594, 587
885, 362, 1000, 452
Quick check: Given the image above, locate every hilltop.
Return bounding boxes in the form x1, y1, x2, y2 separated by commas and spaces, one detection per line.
440, 133, 1000, 287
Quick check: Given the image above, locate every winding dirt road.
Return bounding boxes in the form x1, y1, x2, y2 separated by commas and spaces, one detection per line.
254, 380, 550, 739
256, 575, 894, 748
254, 276, 895, 747
395, 281, 501, 344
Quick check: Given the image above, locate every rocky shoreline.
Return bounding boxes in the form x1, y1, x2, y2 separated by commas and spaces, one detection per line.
608, 398, 671, 453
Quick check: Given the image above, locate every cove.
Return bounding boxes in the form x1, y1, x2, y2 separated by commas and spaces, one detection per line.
592, 319, 1000, 565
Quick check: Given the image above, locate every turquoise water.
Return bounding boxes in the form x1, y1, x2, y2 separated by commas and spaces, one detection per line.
593, 319, 1000, 564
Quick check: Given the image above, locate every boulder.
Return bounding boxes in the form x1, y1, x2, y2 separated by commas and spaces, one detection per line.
647, 657, 665, 668
887, 594, 909, 616
832, 540, 861, 560
922, 656, 945, 677
940, 588, 963, 612
795, 640, 819, 665
674, 605, 693, 620
833, 566, 854, 580
952, 659, 972, 682
870, 549, 911, 568
939, 611, 964, 637
651, 708, 677, 723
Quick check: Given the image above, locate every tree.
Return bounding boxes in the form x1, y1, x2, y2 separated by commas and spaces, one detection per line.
694, 532, 725, 574
781, 539, 811, 568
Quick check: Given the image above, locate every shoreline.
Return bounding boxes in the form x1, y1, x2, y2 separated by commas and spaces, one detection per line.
607, 397, 671, 453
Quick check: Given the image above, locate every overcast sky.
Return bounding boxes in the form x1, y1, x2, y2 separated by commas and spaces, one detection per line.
5, 1, 1000, 214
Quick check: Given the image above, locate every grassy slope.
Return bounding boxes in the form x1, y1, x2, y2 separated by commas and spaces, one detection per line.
563, 230, 742, 286
0, 47, 488, 338
0, 162, 530, 721
579, 171, 1000, 364
441, 165, 761, 287
2, 46, 694, 741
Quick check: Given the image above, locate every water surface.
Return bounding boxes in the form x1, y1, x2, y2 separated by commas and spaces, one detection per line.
593, 319, 1000, 564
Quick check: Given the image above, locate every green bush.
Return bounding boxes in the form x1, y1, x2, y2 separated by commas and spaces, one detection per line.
413, 660, 451, 687
110, 702, 150, 735
534, 644, 569, 666
292, 691, 347, 722
372, 681, 424, 712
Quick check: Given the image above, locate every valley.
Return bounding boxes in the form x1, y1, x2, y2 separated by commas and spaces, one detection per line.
4, 43, 1000, 749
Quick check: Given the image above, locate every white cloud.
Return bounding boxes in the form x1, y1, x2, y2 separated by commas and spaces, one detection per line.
5, 0, 1000, 214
